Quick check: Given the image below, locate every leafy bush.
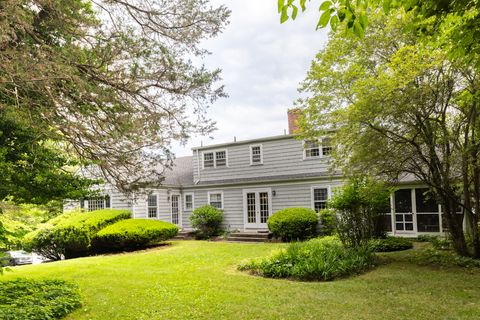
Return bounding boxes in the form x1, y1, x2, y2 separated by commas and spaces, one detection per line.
410, 248, 480, 268
239, 236, 375, 281
190, 205, 224, 239
319, 208, 336, 236
267, 207, 318, 241
0, 278, 82, 320
23, 209, 131, 259
92, 219, 179, 252
369, 237, 413, 252
328, 178, 392, 247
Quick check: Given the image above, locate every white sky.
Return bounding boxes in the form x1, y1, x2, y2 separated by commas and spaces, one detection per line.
172, 1, 328, 157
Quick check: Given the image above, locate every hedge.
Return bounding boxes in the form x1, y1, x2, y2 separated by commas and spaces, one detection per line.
267, 207, 318, 241
368, 237, 413, 252
190, 205, 224, 239
23, 209, 131, 259
92, 219, 179, 252
0, 278, 82, 320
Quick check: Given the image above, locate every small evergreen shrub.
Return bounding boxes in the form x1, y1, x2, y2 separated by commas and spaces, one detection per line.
23, 209, 131, 259
239, 236, 375, 281
0, 278, 82, 320
92, 219, 179, 252
267, 207, 318, 241
369, 237, 413, 252
190, 205, 224, 239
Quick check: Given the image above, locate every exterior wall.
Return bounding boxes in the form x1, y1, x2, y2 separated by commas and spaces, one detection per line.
193, 136, 333, 183
63, 185, 132, 212
181, 178, 344, 231
132, 188, 181, 225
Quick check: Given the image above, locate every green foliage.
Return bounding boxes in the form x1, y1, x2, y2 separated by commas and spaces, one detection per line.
0, 109, 96, 204
410, 248, 480, 269
319, 208, 336, 236
369, 237, 413, 252
190, 205, 224, 239
23, 209, 131, 259
239, 236, 375, 281
92, 219, 179, 252
267, 207, 318, 241
0, 278, 82, 320
328, 178, 391, 247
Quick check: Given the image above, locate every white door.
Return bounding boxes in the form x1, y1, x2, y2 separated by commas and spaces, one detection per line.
393, 189, 416, 235
243, 188, 272, 229
171, 194, 180, 226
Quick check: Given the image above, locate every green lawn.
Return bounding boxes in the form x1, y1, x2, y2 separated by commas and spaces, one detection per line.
3, 241, 480, 320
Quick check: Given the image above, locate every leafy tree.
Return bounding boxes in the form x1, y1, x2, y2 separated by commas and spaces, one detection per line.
297, 10, 480, 257
0, 0, 230, 193
328, 178, 391, 248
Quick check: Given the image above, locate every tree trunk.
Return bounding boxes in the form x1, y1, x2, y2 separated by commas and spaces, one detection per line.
443, 198, 470, 257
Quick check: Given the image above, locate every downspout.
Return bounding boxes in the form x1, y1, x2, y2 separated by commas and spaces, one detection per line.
195, 149, 201, 184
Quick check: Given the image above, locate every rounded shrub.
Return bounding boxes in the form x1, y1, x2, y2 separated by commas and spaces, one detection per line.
23, 209, 131, 260
190, 205, 224, 239
92, 219, 179, 252
368, 237, 413, 252
267, 207, 318, 241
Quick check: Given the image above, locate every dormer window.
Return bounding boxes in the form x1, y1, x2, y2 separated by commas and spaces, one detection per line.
250, 145, 263, 165
203, 150, 227, 168
304, 138, 332, 159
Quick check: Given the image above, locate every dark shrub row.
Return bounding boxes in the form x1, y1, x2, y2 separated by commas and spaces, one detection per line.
369, 237, 413, 252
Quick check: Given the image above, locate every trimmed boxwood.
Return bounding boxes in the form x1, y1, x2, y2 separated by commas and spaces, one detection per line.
0, 278, 82, 320
267, 207, 318, 241
23, 209, 131, 260
369, 237, 413, 252
92, 219, 179, 252
190, 205, 224, 239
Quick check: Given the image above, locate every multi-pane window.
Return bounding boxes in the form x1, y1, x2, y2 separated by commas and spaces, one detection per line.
250, 145, 263, 165
304, 141, 320, 158
203, 150, 227, 168
184, 193, 194, 210
171, 195, 179, 225
83, 195, 110, 212
216, 151, 227, 167
304, 139, 332, 158
321, 138, 333, 156
313, 188, 329, 212
204, 152, 214, 168
209, 192, 223, 209
147, 194, 158, 218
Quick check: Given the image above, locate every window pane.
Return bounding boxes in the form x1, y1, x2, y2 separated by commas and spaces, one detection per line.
251, 146, 262, 163
314, 188, 328, 201
322, 138, 332, 156
216, 151, 226, 167
305, 140, 320, 158
148, 194, 157, 207
394, 189, 412, 213
415, 188, 438, 213
185, 194, 193, 209
204, 153, 214, 167
209, 193, 222, 208
417, 214, 440, 232
314, 202, 327, 212
380, 215, 392, 232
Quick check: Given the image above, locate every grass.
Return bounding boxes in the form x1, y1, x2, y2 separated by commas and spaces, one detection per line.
2, 240, 480, 320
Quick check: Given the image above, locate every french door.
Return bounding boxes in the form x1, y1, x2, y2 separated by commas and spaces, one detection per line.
171, 194, 180, 226
243, 188, 272, 229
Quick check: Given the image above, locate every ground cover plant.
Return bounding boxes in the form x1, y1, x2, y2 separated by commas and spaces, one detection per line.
23, 209, 131, 260
92, 219, 179, 252
0, 278, 81, 320
267, 207, 318, 241
239, 236, 375, 281
368, 237, 413, 252
3, 241, 480, 319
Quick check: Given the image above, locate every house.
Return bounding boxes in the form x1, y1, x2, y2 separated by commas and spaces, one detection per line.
70, 110, 450, 237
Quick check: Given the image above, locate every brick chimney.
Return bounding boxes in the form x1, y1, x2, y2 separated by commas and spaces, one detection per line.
287, 108, 301, 134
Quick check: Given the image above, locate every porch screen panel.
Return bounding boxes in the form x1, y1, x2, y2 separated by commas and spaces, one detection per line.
415, 188, 440, 232
247, 193, 256, 223
259, 192, 269, 224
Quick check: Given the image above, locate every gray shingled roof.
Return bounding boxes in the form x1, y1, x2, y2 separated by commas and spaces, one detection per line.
162, 156, 194, 186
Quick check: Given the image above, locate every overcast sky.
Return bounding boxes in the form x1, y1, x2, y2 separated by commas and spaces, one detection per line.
172, 1, 329, 157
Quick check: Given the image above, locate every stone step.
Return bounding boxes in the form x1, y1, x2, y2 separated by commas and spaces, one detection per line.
226, 236, 270, 243
229, 232, 270, 239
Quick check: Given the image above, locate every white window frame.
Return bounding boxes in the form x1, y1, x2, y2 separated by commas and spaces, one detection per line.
202, 149, 228, 169
303, 138, 332, 159
184, 192, 194, 211
83, 195, 110, 212
310, 186, 331, 212
249, 144, 263, 165
208, 191, 224, 209
147, 193, 158, 219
